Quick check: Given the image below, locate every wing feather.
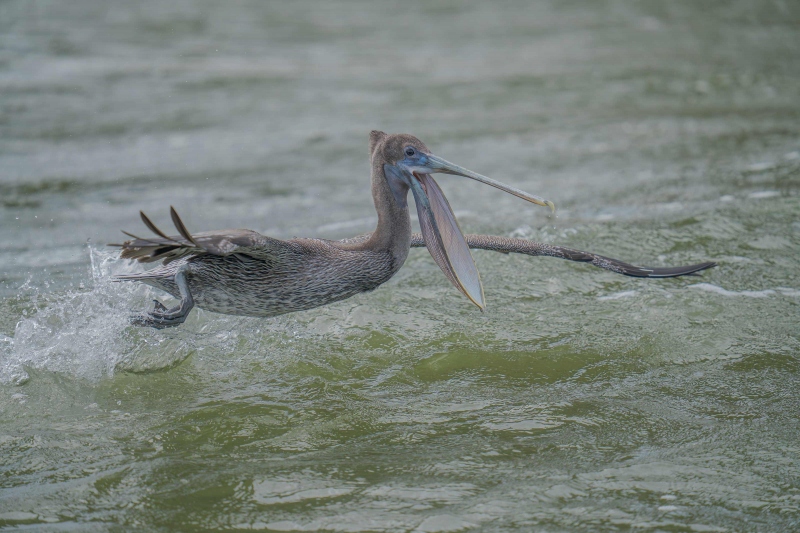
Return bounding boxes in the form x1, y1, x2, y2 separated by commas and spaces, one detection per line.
410, 233, 715, 278
170, 206, 198, 246
140, 211, 178, 243
112, 208, 284, 263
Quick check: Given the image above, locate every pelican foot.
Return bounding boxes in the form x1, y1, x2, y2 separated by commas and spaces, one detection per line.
129, 268, 195, 329
130, 300, 189, 329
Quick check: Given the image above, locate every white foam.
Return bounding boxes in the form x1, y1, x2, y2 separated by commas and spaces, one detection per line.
598, 290, 637, 301
747, 190, 780, 199
747, 162, 775, 172
777, 287, 800, 297
689, 283, 799, 298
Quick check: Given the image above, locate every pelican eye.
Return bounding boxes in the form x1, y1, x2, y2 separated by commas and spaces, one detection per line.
405, 147, 416, 157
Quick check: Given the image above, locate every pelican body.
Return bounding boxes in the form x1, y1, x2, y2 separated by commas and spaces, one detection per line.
114, 132, 715, 328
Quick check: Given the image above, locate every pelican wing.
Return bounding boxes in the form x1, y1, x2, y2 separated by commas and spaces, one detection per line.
411, 233, 716, 278
112, 207, 284, 263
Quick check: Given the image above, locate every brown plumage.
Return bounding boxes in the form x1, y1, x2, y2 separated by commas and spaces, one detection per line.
112, 131, 715, 328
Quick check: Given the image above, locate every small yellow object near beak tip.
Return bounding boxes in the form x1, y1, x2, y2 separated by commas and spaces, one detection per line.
546, 200, 556, 214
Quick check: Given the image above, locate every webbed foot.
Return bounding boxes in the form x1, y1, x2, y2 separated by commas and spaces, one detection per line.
130, 300, 189, 329
129, 268, 195, 329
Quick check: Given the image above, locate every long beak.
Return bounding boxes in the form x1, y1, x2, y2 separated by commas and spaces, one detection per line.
424, 154, 555, 212
405, 153, 553, 310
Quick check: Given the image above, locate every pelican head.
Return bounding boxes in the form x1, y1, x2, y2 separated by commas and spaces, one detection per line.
372, 131, 554, 310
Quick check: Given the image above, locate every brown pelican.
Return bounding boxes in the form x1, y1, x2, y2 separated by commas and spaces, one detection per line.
113, 131, 715, 328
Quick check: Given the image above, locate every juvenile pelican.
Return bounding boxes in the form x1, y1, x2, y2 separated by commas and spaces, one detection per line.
114, 131, 715, 328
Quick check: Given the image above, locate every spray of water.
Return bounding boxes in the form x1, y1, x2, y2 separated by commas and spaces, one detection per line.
0, 246, 196, 384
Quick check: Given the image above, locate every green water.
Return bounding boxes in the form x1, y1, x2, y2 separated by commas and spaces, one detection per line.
1, 1, 799, 531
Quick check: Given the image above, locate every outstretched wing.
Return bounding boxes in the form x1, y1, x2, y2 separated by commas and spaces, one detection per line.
410, 233, 715, 278
111, 207, 284, 264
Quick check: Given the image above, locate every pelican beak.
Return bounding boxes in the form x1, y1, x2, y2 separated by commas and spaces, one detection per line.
403, 154, 553, 311
422, 154, 555, 212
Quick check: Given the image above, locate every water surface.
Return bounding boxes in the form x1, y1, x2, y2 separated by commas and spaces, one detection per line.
1, 1, 799, 531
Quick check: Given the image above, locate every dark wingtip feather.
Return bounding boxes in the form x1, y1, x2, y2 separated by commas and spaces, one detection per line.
613, 260, 717, 278
121, 230, 143, 240
140, 211, 177, 242
120, 230, 165, 246
590, 255, 717, 279
641, 261, 717, 278
113, 208, 208, 264
170, 206, 198, 246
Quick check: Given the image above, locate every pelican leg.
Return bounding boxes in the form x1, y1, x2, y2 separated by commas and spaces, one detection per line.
131, 267, 195, 329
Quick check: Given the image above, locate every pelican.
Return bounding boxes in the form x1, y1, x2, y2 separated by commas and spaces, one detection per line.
113, 131, 715, 328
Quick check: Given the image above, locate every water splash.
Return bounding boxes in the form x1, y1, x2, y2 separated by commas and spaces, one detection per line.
0, 246, 195, 384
